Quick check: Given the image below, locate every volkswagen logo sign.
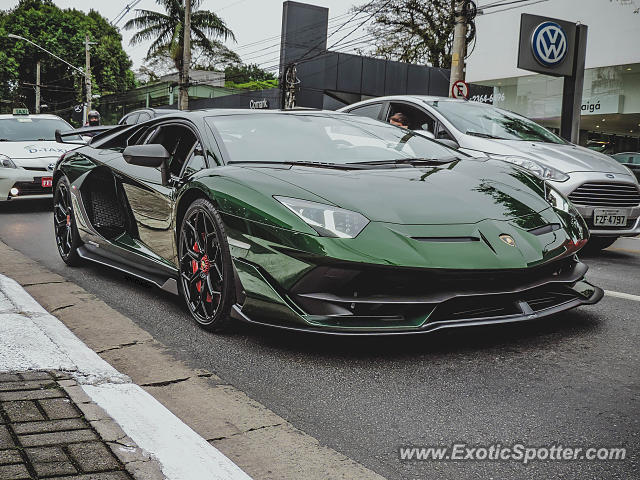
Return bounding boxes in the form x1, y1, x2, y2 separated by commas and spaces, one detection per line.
47, 163, 55, 171
531, 21, 567, 67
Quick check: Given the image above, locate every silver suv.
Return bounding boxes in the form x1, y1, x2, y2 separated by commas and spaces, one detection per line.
339, 96, 640, 250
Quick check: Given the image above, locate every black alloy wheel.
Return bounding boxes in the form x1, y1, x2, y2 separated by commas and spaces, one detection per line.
53, 176, 82, 266
179, 198, 234, 331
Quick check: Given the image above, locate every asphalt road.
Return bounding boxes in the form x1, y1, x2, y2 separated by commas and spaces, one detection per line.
1, 199, 638, 480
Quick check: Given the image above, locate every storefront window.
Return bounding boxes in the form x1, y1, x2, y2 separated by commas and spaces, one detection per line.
478, 64, 640, 152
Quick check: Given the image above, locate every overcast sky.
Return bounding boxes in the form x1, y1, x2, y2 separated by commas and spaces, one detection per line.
4, 0, 361, 71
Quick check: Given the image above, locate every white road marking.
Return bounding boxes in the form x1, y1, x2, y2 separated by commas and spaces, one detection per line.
0, 274, 252, 480
605, 290, 640, 302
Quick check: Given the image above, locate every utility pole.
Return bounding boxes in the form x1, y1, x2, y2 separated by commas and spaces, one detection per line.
449, 0, 467, 96
180, 0, 191, 111
35, 60, 41, 114
84, 35, 93, 124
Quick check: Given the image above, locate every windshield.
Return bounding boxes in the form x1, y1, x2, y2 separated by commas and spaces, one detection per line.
206, 113, 461, 164
0, 117, 74, 142
426, 100, 567, 144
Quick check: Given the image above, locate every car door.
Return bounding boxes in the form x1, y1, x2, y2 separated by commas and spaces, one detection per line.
110, 121, 201, 267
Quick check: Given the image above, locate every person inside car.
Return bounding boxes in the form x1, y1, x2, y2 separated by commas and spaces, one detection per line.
389, 112, 409, 129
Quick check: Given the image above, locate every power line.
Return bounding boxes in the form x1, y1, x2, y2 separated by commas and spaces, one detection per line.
112, 0, 143, 27
480, 0, 550, 14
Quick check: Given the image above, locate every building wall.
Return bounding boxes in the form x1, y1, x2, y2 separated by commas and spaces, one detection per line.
467, 0, 640, 83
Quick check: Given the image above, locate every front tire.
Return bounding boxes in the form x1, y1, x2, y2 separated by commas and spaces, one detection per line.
53, 176, 82, 266
178, 198, 235, 332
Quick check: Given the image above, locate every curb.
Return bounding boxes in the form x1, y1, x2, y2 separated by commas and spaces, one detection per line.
0, 273, 252, 480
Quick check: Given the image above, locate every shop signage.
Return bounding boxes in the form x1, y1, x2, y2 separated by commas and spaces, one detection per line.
580, 94, 624, 115
249, 99, 269, 109
517, 14, 577, 77
531, 21, 568, 67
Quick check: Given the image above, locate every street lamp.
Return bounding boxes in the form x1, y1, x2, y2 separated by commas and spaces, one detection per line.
7, 33, 92, 122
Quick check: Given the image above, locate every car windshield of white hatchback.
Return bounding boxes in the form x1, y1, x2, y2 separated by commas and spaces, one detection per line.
0, 117, 75, 142
206, 113, 462, 164
426, 100, 567, 144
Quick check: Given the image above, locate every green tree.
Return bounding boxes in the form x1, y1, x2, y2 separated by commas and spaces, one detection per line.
124, 0, 237, 90
224, 64, 276, 85
0, 0, 136, 119
353, 0, 455, 68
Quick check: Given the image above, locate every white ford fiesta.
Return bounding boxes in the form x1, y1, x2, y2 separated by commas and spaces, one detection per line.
0, 110, 77, 203
340, 96, 640, 251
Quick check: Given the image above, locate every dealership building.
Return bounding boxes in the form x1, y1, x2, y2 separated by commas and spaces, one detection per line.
467, 0, 640, 153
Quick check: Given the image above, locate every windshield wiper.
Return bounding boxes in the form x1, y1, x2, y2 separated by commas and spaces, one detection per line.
352, 157, 459, 166
227, 160, 369, 170
466, 131, 509, 140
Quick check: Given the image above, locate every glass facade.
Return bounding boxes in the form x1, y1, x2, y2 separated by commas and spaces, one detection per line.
478, 63, 640, 154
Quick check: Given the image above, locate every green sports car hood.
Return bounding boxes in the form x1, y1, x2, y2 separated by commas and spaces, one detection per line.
248, 158, 550, 225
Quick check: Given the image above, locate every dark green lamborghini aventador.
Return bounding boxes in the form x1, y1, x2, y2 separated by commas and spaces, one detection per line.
52, 110, 602, 334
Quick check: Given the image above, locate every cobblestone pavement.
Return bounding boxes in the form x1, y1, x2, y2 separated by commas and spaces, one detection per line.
0, 371, 132, 480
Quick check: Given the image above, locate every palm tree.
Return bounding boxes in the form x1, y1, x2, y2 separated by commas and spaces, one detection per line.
124, 0, 236, 86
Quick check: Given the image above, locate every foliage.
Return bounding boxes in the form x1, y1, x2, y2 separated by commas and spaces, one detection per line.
353, 0, 455, 68
0, 0, 136, 117
225, 79, 278, 91
223, 64, 276, 84
124, 0, 237, 80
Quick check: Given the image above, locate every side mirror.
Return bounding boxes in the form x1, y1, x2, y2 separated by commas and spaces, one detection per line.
123, 144, 170, 185
436, 138, 460, 150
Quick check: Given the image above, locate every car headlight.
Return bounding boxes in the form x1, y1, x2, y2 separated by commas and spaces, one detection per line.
0, 154, 17, 168
494, 155, 569, 182
546, 183, 572, 213
275, 196, 370, 238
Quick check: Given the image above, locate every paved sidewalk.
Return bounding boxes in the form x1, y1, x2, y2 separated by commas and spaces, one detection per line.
0, 371, 138, 480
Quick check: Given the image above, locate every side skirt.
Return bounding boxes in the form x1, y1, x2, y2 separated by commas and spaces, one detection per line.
77, 245, 179, 295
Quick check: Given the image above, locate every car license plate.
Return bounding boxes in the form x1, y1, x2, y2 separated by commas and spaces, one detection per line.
593, 208, 627, 226
41, 177, 53, 188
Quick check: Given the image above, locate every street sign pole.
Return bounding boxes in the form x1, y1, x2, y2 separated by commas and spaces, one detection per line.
449, 0, 467, 96
560, 24, 588, 143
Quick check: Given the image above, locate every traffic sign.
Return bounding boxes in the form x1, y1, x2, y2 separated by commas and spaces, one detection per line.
451, 80, 470, 99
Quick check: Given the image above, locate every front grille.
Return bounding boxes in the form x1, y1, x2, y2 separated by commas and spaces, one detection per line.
568, 182, 640, 207
22, 167, 48, 172
11, 181, 52, 196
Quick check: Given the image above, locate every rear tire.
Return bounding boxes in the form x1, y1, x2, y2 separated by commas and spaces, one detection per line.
584, 236, 618, 252
178, 198, 235, 332
53, 176, 82, 266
